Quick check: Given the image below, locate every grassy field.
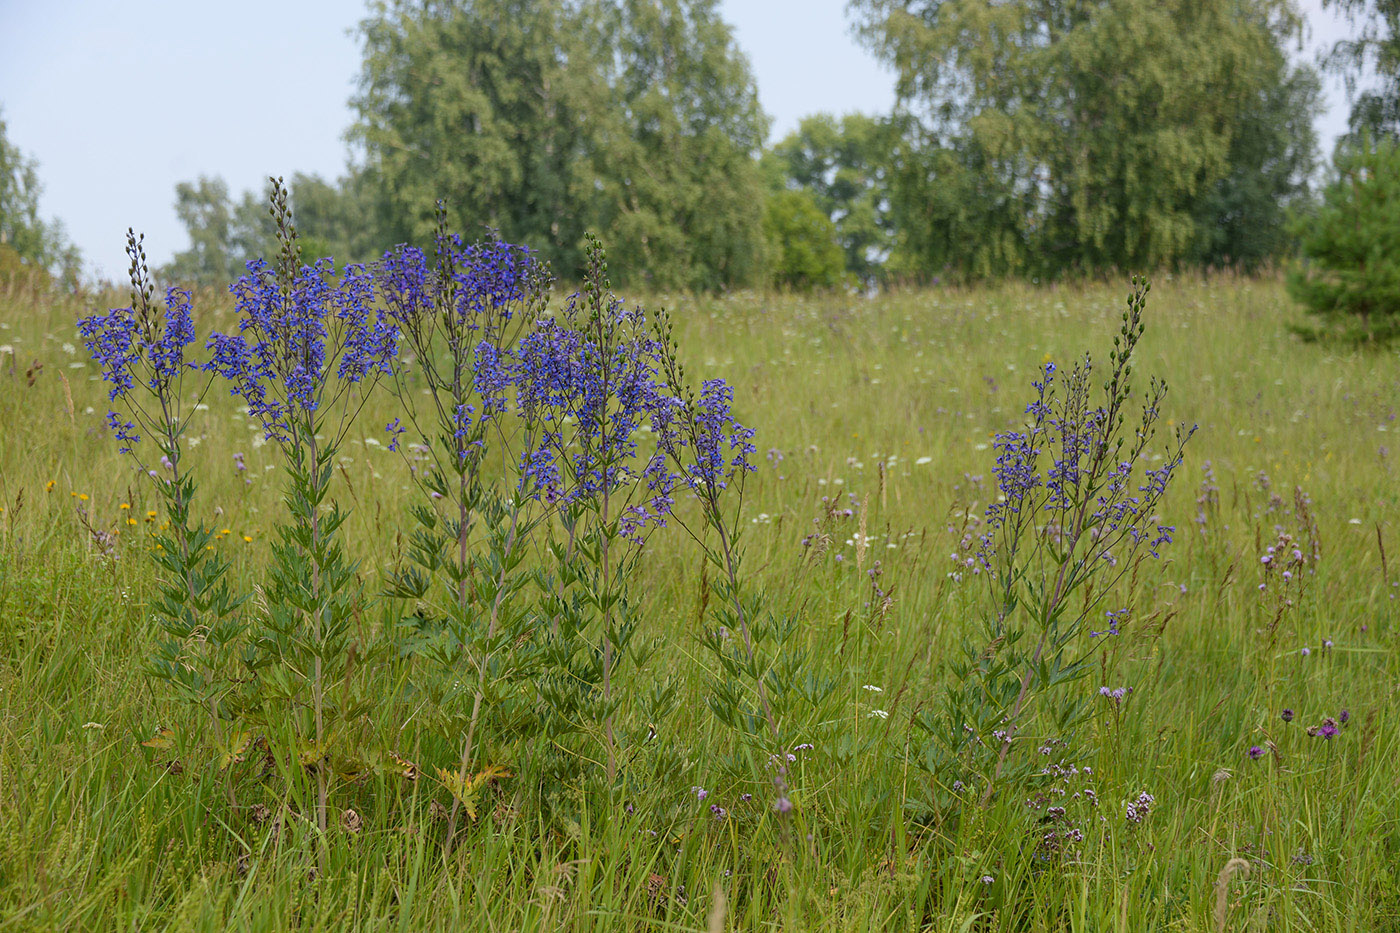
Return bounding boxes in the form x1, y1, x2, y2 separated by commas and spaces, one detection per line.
1, 272, 1398, 931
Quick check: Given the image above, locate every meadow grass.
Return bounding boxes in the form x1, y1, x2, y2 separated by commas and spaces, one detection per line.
1, 273, 1397, 931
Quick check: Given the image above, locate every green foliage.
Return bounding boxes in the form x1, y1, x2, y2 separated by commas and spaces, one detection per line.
0, 110, 80, 286
99, 238, 247, 806
852, 0, 1319, 280
1288, 137, 1400, 340
1187, 62, 1316, 270
529, 240, 662, 790
762, 190, 846, 291
351, 0, 767, 290
652, 312, 837, 778
763, 113, 897, 283
381, 211, 550, 844
914, 280, 1193, 817
1188, 64, 1320, 271
590, 0, 769, 292
883, 139, 1034, 281
352, 0, 597, 269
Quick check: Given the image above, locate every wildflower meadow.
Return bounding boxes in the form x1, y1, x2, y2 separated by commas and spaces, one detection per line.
1, 195, 1398, 931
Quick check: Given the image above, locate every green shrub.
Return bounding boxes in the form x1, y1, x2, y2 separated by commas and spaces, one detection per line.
762, 189, 846, 291
1289, 138, 1400, 341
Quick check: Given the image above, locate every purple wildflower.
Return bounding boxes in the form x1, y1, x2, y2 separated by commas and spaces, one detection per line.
385, 418, 406, 452
207, 255, 398, 442
1124, 791, 1155, 824
77, 245, 203, 453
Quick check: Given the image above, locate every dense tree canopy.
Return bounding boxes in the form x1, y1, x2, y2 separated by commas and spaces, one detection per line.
350, 0, 768, 290
1187, 60, 1320, 270
1289, 137, 1400, 339
763, 113, 896, 283
850, 0, 1319, 280
762, 189, 846, 290
152, 0, 1345, 291
350, 0, 600, 271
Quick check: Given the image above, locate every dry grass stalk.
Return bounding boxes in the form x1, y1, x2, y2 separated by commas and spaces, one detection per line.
1213, 857, 1250, 932
707, 882, 726, 933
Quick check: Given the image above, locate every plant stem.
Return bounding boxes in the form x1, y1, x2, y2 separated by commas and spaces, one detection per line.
713, 512, 776, 741
446, 499, 522, 853
602, 478, 616, 787
307, 424, 327, 839
160, 408, 238, 812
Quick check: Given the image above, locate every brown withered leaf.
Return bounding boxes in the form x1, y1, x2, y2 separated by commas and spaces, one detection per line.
141, 728, 176, 750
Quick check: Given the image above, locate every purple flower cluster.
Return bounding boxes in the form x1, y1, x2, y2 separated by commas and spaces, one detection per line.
378, 230, 754, 547
1091, 607, 1129, 638
1258, 529, 1309, 593
514, 307, 663, 507
79, 309, 138, 402
1025, 759, 1097, 862
78, 285, 199, 452
1098, 685, 1132, 704
982, 358, 1187, 570
207, 258, 398, 442
514, 315, 755, 544
983, 363, 1052, 535
378, 236, 536, 333
1124, 791, 1155, 824
453, 237, 535, 320
652, 378, 758, 498
1307, 716, 1341, 739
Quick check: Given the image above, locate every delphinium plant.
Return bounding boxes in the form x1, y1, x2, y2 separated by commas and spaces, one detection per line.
911, 278, 1194, 818
205, 178, 398, 838
379, 208, 551, 848
79, 231, 247, 807
650, 312, 833, 806
515, 237, 676, 794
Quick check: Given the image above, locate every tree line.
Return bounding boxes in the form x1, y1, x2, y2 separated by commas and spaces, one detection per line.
2, 0, 1397, 295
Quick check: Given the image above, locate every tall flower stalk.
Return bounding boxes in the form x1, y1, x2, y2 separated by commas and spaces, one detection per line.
650, 313, 826, 805
518, 237, 673, 789
206, 178, 398, 837
380, 207, 551, 849
79, 231, 246, 807
913, 278, 1194, 811
649, 321, 768, 734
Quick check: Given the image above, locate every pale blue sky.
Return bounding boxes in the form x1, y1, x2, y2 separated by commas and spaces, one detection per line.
0, 0, 1360, 282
